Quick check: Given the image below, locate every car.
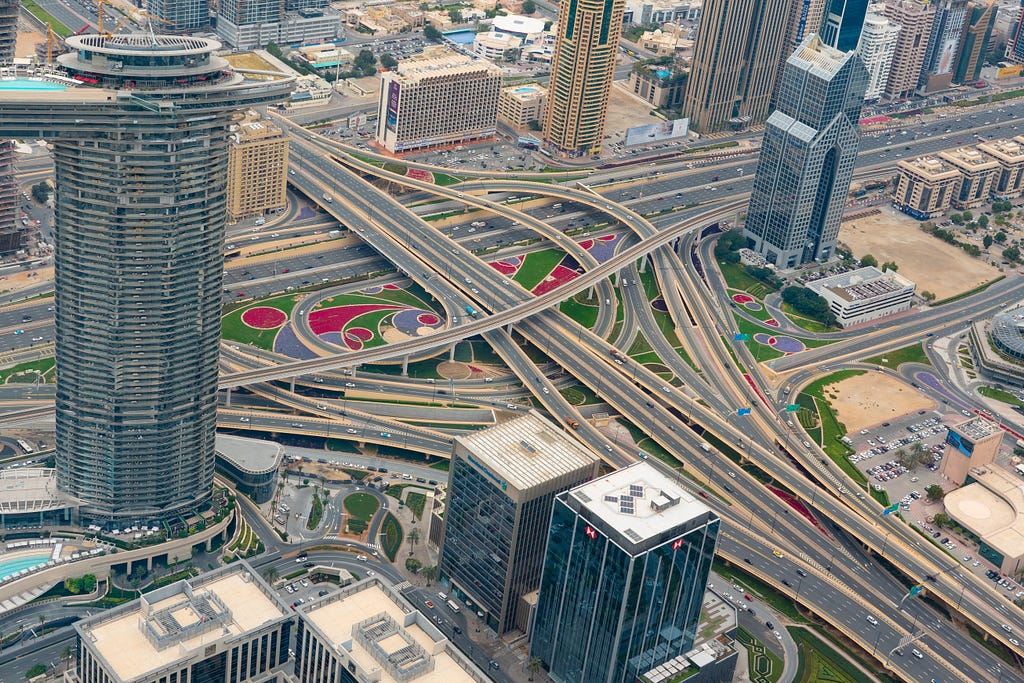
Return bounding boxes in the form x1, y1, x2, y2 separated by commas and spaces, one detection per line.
911, 649, 923, 659
357, 555, 368, 562
1003, 624, 1014, 633
239, 417, 250, 422
744, 593, 753, 601
425, 600, 434, 608
773, 631, 782, 640
796, 569, 807, 577
866, 615, 878, 626
13, 329, 23, 335
773, 550, 783, 558
346, 428, 358, 434
345, 382, 356, 388
303, 562, 314, 568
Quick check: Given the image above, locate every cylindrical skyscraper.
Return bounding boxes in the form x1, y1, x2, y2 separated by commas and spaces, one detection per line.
0, 35, 292, 522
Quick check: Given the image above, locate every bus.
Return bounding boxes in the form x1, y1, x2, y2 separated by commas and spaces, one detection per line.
446, 600, 460, 613
15, 439, 33, 454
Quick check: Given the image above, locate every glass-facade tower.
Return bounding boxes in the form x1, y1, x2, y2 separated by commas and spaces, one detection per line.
744, 34, 868, 268
531, 462, 720, 683
821, 0, 870, 51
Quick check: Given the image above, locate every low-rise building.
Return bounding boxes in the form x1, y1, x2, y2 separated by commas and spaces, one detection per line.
804, 266, 916, 327
626, 64, 686, 109
376, 46, 501, 154
941, 416, 1003, 486
215, 434, 282, 504
969, 312, 1024, 385
944, 465, 1024, 574
977, 137, 1024, 198
642, 590, 738, 683
638, 23, 690, 55
939, 146, 1000, 209
295, 43, 353, 70
473, 30, 522, 61
892, 156, 961, 219
227, 112, 289, 220
498, 83, 546, 129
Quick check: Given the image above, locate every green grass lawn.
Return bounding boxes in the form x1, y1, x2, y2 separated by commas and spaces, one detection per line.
406, 492, 426, 520
719, 261, 763, 291
514, 249, 566, 291
306, 495, 323, 530
737, 628, 784, 683
798, 371, 866, 484
0, 358, 55, 384
791, 626, 875, 683
862, 342, 930, 368
978, 385, 1024, 407
343, 492, 380, 522
560, 296, 599, 328
781, 303, 833, 333
222, 294, 301, 349
734, 316, 785, 361
380, 512, 402, 562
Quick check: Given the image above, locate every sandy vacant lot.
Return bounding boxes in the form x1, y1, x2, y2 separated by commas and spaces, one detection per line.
15, 28, 43, 61
828, 371, 934, 434
839, 205, 999, 300
607, 82, 663, 137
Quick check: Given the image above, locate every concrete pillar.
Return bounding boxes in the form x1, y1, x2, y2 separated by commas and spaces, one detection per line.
146, 556, 152, 571
225, 388, 231, 407
402, 356, 409, 376
638, 257, 647, 274
290, 378, 295, 392
449, 344, 457, 362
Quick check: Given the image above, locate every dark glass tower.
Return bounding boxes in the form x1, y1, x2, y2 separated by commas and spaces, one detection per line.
0, 35, 292, 521
820, 0, 870, 51
743, 34, 868, 268
531, 463, 720, 683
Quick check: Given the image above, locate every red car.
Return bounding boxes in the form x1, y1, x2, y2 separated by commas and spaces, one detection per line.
425, 601, 434, 608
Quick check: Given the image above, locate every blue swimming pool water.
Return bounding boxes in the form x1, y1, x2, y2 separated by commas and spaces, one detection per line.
654, 69, 671, 79
0, 553, 50, 580
443, 30, 476, 44
0, 78, 67, 91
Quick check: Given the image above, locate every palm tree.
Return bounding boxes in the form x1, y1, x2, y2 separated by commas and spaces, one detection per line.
264, 566, 279, 586
527, 656, 542, 681
406, 528, 420, 553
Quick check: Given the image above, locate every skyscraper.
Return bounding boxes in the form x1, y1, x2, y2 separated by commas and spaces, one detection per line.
1010, 3, 1024, 65
681, 0, 795, 133
0, 0, 15, 61
783, 0, 828, 52
858, 10, 902, 100
883, 0, 936, 99
919, 0, 969, 92
148, 0, 209, 31
0, 0, 19, 263
821, 0, 870, 51
0, 35, 292, 522
954, 0, 996, 84
530, 462, 720, 683
543, 0, 625, 156
438, 411, 600, 633
743, 35, 868, 268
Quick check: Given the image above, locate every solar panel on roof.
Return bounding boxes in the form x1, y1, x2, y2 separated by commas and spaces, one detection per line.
629, 484, 644, 497
604, 495, 619, 503
620, 495, 633, 503
620, 501, 635, 514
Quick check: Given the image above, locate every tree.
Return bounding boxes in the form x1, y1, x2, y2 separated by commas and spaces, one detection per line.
449, 8, 463, 23
527, 656, 543, 681
421, 564, 438, 583
881, 260, 898, 272
25, 664, 46, 680
910, 442, 933, 466
527, 119, 542, 132
379, 53, 397, 70
60, 646, 74, 666
522, 0, 536, 12
950, 213, 964, 225
405, 557, 423, 573
984, 234, 994, 249
962, 210, 974, 222
979, 214, 990, 229
264, 566, 279, 585
926, 484, 945, 502
1003, 245, 1021, 263
919, 290, 936, 302
996, 231, 1008, 243
860, 253, 878, 267
406, 528, 420, 552
896, 448, 921, 471
423, 24, 442, 41
780, 285, 837, 328
30, 182, 50, 205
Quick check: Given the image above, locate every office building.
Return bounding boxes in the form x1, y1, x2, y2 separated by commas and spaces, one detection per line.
892, 156, 960, 219
682, 0, 795, 133
148, 0, 209, 31
805, 266, 916, 326
295, 578, 488, 683
0, 0, 15, 61
821, 0, 870, 51
938, 146, 999, 208
227, 112, 289, 220
919, 0, 969, 92
543, 0, 626, 155
969, 310, 1024, 385
945, 465, 1024, 574
498, 83, 547, 130
531, 462, 720, 683
0, 36, 292, 522
376, 46, 501, 154
68, 561, 294, 683
438, 411, 600, 634
783, 0, 828, 52
977, 137, 1024, 198
1009, 5, 1024, 65
215, 9, 344, 50
940, 416, 1003, 486
882, 0, 937, 99
858, 10, 902, 100
954, 0, 997, 85
744, 35, 868, 268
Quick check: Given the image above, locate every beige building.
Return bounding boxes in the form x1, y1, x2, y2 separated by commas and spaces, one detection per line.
940, 416, 1003, 486
892, 156, 961, 219
375, 46, 501, 154
682, 0, 794, 133
227, 112, 289, 220
498, 83, 547, 129
68, 562, 293, 683
296, 578, 488, 682
544, 0, 626, 156
882, 0, 937, 99
939, 146, 999, 209
977, 137, 1024, 198
639, 23, 689, 55
627, 66, 686, 109
944, 465, 1024, 574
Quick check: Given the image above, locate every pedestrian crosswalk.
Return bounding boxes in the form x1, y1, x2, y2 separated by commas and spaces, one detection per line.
393, 581, 411, 591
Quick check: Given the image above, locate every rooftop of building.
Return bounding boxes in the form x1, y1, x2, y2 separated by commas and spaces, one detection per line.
952, 415, 1000, 441
456, 411, 599, 492
393, 45, 500, 82
0, 468, 71, 513
805, 266, 915, 303
569, 461, 711, 542
641, 589, 737, 682
791, 34, 849, 75
230, 111, 285, 143
215, 434, 283, 474
898, 155, 960, 179
944, 466, 1024, 560
77, 562, 290, 683
978, 137, 1024, 162
501, 82, 546, 98
300, 579, 482, 683
491, 14, 546, 35
989, 307, 1024, 356
939, 146, 999, 170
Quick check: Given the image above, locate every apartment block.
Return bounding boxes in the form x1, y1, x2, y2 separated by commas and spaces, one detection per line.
882, 0, 937, 99
858, 10, 902, 100
892, 156, 961, 219
376, 46, 501, 154
783, 0, 827, 53
939, 146, 999, 208
954, 0, 997, 85
227, 113, 289, 220
920, 0, 969, 93
977, 137, 1024, 198
498, 83, 547, 130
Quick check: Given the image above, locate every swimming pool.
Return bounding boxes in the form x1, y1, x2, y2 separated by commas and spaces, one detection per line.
443, 30, 476, 44
654, 69, 671, 79
0, 553, 50, 580
0, 78, 67, 92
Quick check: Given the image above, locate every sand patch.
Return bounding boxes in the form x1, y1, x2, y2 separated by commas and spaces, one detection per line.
827, 371, 934, 434
839, 205, 998, 300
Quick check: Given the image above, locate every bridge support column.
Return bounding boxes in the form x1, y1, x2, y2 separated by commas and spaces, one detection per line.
638, 257, 647, 274
146, 556, 152, 572
402, 355, 409, 376
588, 285, 595, 299
290, 378, 295, 393
225, 389, 231, 407
449, 344, 457, 362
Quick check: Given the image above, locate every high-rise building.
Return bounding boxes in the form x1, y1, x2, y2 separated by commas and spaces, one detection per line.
227, 112, 289, 220
783, 0, 828, 52
376, 46, 501, 154
0, 35, 292, 522
743, 35, 868, 268
858, 10, 902, 100
438, 411, 600, 634
0, 0, 19, 264
882, 0, 937, 99
954, 0, 997, 85
1009, 3, 1024, 65
681, 0, 795, 133
68, 561, 294, 683
0, 0, 15, 61
821, 0, 871, 51
218, 0, 282, 26
148, 0, 209, 31
919, 0, 969, 92
531, 462, 720, 683
543, 0, 625, 156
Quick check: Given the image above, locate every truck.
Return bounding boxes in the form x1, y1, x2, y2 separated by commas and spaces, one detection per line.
609, 348, 626, 362
565, 417, 579, 429
464, 305, 478, 318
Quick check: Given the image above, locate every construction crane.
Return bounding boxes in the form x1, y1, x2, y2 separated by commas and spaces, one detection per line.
96, 0, 170, 38
44, 23, 64, 66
